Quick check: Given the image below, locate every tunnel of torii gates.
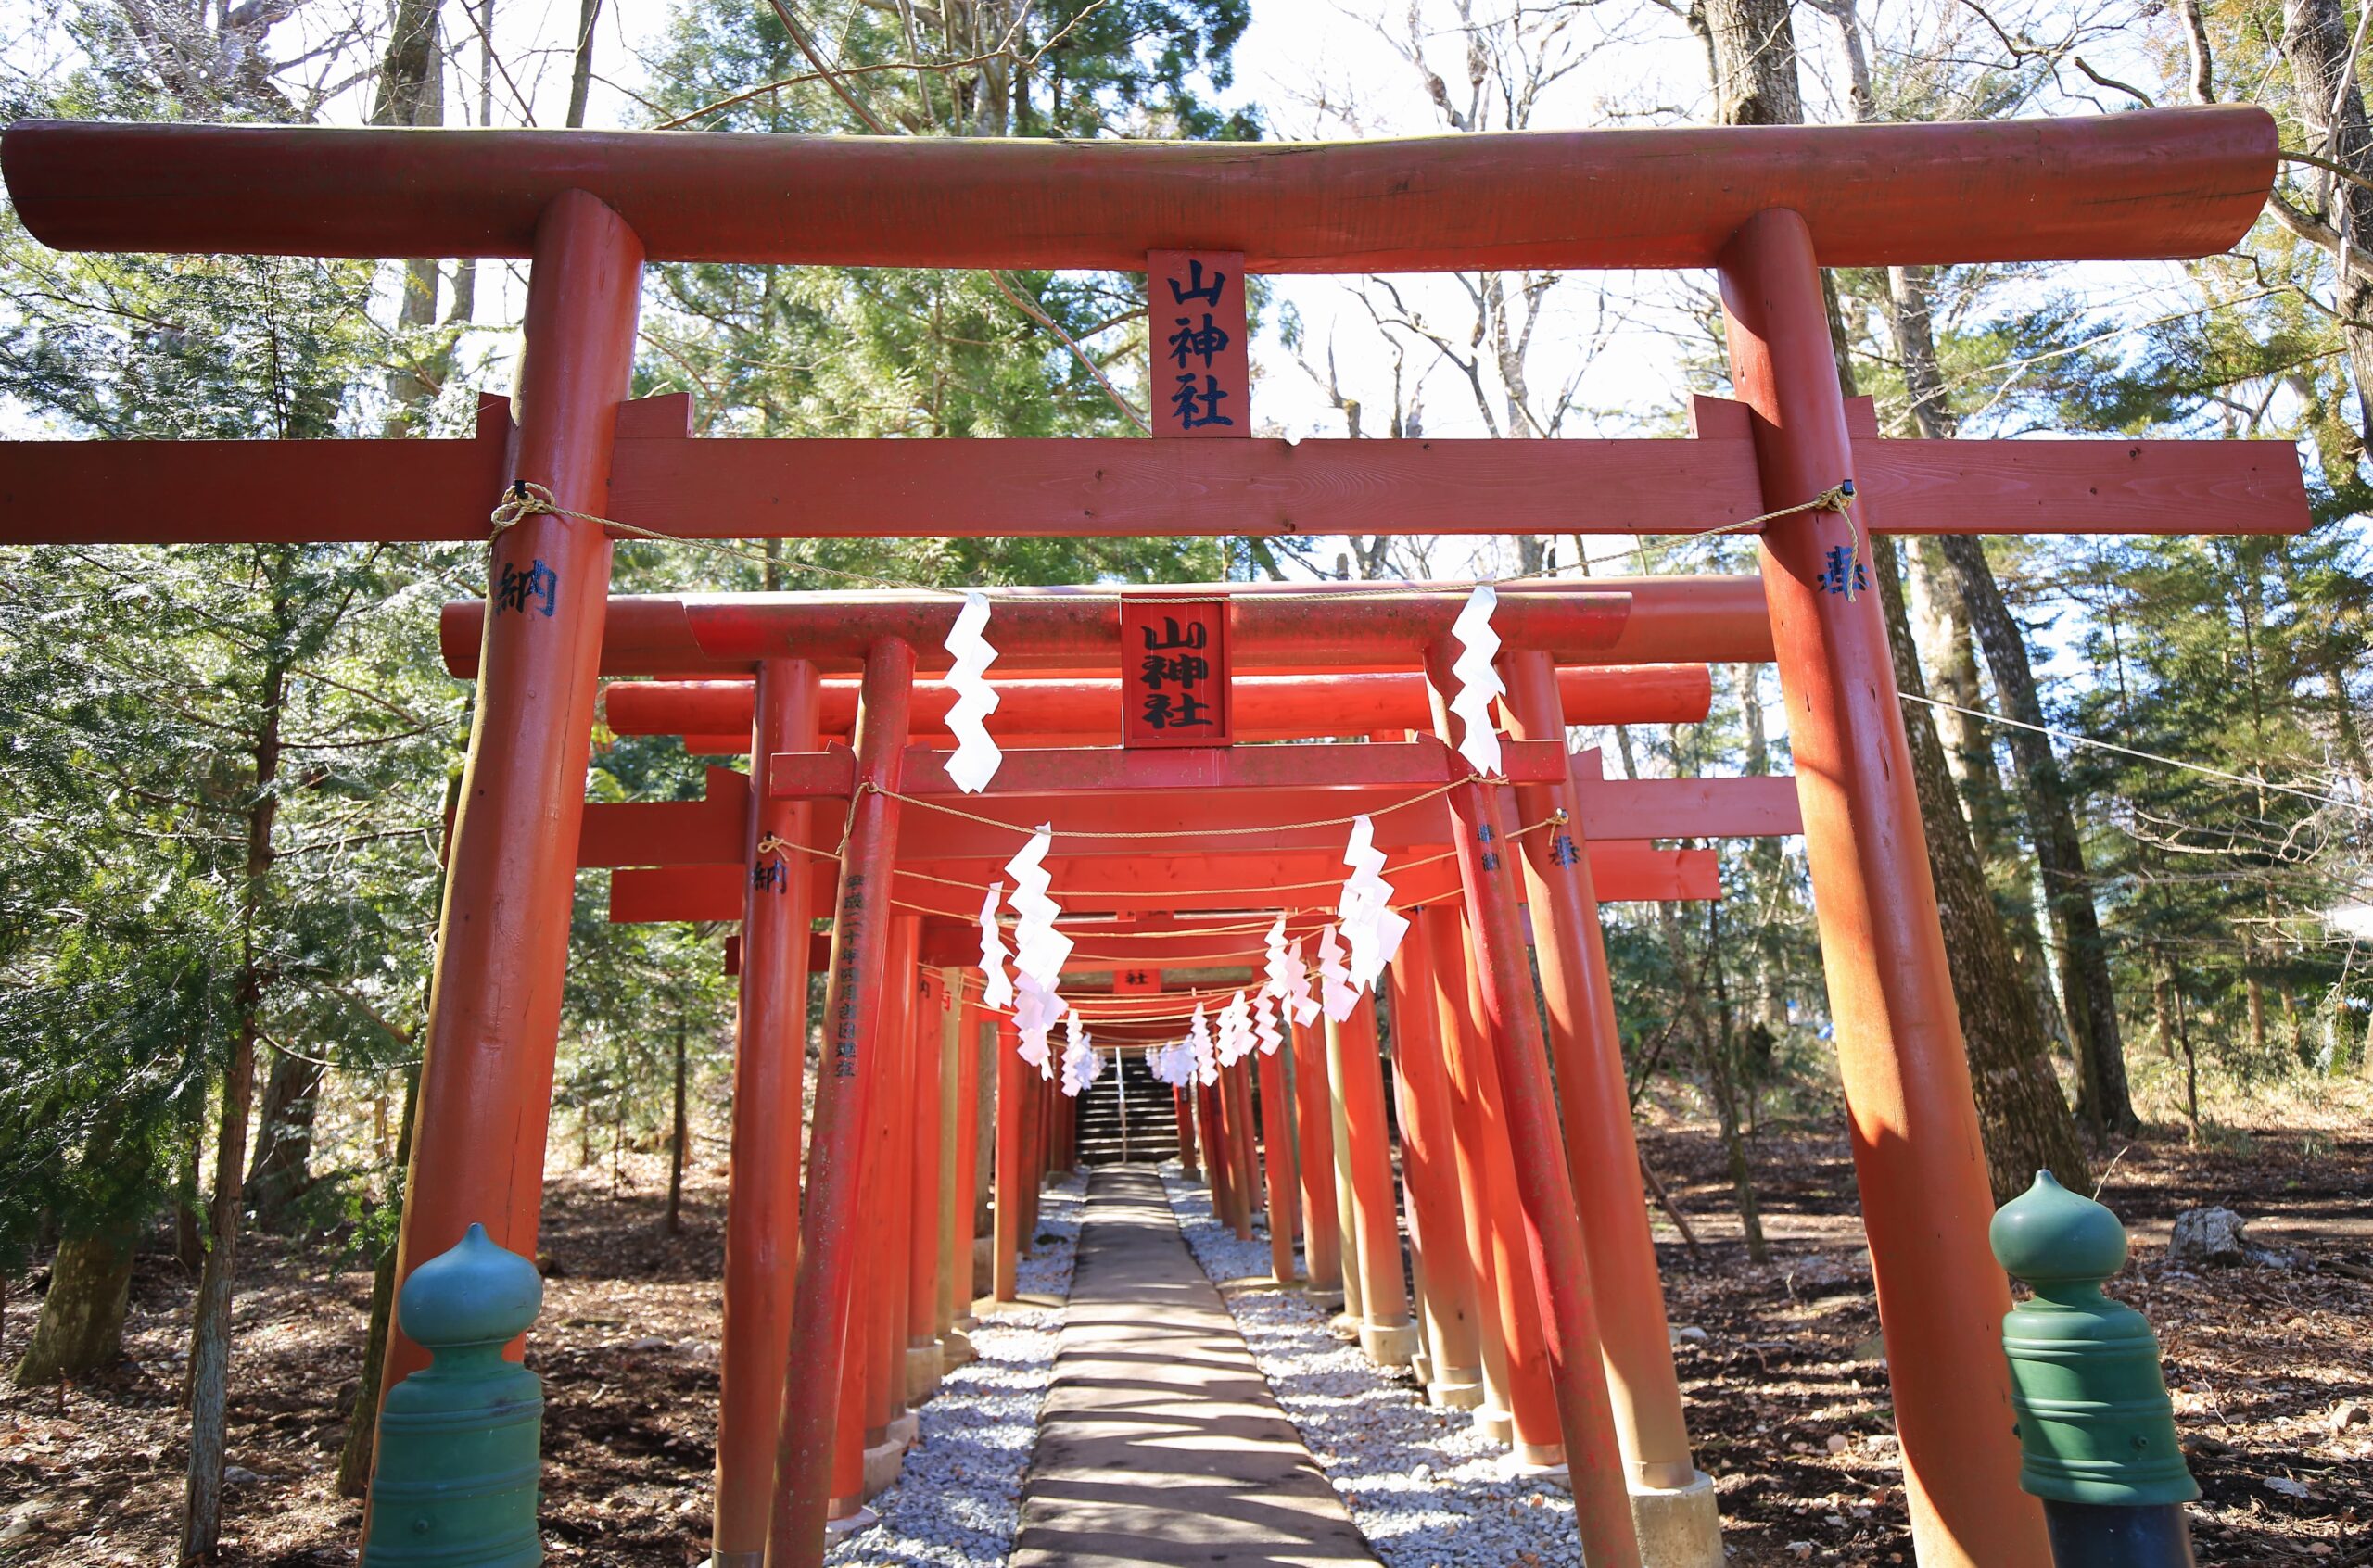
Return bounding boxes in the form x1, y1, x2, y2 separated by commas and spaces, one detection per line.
0, 104, 2311, 1568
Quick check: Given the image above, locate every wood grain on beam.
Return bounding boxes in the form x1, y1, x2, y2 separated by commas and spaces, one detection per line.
6, 109, 2272, 270
0, 428, 2302, 547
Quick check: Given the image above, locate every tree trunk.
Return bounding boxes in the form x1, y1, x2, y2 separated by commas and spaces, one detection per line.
13, 1230, 137, 1385
1704, 898, 1770, 1262
181, 644, 286, 1562
1698, 0, 1804, 125
566, 0, 602, 129
335, 1067, 419, 1498
1876, 538, 2089, 1202
174, 1113, 205, 1273
2173, 973, 2202, 1142
246, 1050, 323, 1230
2283, 0, 2373, 452
337, 745, 462, 1498
1908, 541, 2071, 1056
371, 0, 445, 427
1654, 897, 1768, 1262
1735, 661, 1788, 1032
1880, 259, 2136, 1137
1939, 535, 2138, 1136
666, 1001, 689, 1236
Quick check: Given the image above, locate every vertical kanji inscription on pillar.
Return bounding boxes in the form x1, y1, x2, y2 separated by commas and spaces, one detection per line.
1148, 249, 1249, 438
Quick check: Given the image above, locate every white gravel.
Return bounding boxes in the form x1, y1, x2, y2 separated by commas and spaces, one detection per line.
826, 1170, 1084, 1567
1159, 1163, 1585, 1568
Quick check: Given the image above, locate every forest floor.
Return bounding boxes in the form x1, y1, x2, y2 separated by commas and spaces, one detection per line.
1633, 1079, 2373, 1564
2, 1086, 2368, 1566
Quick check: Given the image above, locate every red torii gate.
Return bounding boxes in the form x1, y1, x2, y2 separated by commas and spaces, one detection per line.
579, 646, 1772, 1536
0, 106, 2308, 1568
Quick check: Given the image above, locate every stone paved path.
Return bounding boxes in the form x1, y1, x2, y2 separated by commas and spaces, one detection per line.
1008, 1165, 1382, 1568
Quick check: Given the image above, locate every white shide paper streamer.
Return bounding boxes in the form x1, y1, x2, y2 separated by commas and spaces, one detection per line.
1252, 987, 1283, 1057
1318, 923, 1361, 1023
1006, 826, 1070, 1071
1187, 1003, 1218, 1085
977, 879, 1013, 1011
1012, 973, 1059, 1078
1060, 1009, 1098, 1096
1337, 814, 1411, 991
1448, 583, 1505, 777
1263, 914, 1320, 1028
943, 590, 1003, 793
1216, 990, 1252, 1067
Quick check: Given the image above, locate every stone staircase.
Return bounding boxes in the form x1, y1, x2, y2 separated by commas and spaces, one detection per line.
1073, 1047, 1164, 1166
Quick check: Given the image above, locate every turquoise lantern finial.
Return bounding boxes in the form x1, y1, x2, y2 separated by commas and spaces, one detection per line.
362, 1223, 546, 1567
1991, 1170, 2197, 1511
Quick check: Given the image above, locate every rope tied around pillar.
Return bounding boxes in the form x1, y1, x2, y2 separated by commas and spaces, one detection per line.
490, 478, 929, 592
1808, 478, 1863, 601
831, 779, 886, 861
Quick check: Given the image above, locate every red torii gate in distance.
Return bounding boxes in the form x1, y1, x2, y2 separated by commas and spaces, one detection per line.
581, 650, 1765, 1533
516, 579, 1788, 1558
0, 105, 2310, 1568
599, 659, 1719, 754
574, 624, 1804, 1542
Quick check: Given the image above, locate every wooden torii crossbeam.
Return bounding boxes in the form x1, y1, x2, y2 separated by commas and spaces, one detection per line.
0, 106, 2312, 1568
598, 663, 1718, 753
578, 752, 1771, 919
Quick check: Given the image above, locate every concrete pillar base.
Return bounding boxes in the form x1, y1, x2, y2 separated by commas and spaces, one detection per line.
1410, 1347, 1433, 1386
1326, 1311, 1364, 1341
823, 1502, 876, 1534
904, 1339, 943, 1401
888, 1410, 920, 1448
706, 1552, 763, 1568
1359, 1321, 1420, 1368
861, 1436, 907, 1498
941, 1328, 977, 1370
1511, 1441, 1566, 1471
1471, 1402, 1514, 1447
1630, 1470, 1723, 1568
1426, 1374, 1486, 1410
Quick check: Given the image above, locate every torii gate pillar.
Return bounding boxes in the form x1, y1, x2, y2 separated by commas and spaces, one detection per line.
1719, 206, 2049, 1565
712, 657, 820, 1567
387, 191, 643, 1389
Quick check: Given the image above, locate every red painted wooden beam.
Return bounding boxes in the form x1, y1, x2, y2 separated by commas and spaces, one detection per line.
4, 108, 2272, 269
575, 765, 748, 867
1854, 436, 2307, 534
765, 738, 1567, 800
572, 761, 1798, 867
602, 664, 1718, 744
442, 580, 1777, 678
599, 433, 1763, 538
867, 774, 1796, 859
608, 841, 1720, 925
0, 425, 2303, 546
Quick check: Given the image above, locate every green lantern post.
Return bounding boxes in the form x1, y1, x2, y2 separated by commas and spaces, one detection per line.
362, 1223, 546, 1567
1990, 1170, 2199, 1568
